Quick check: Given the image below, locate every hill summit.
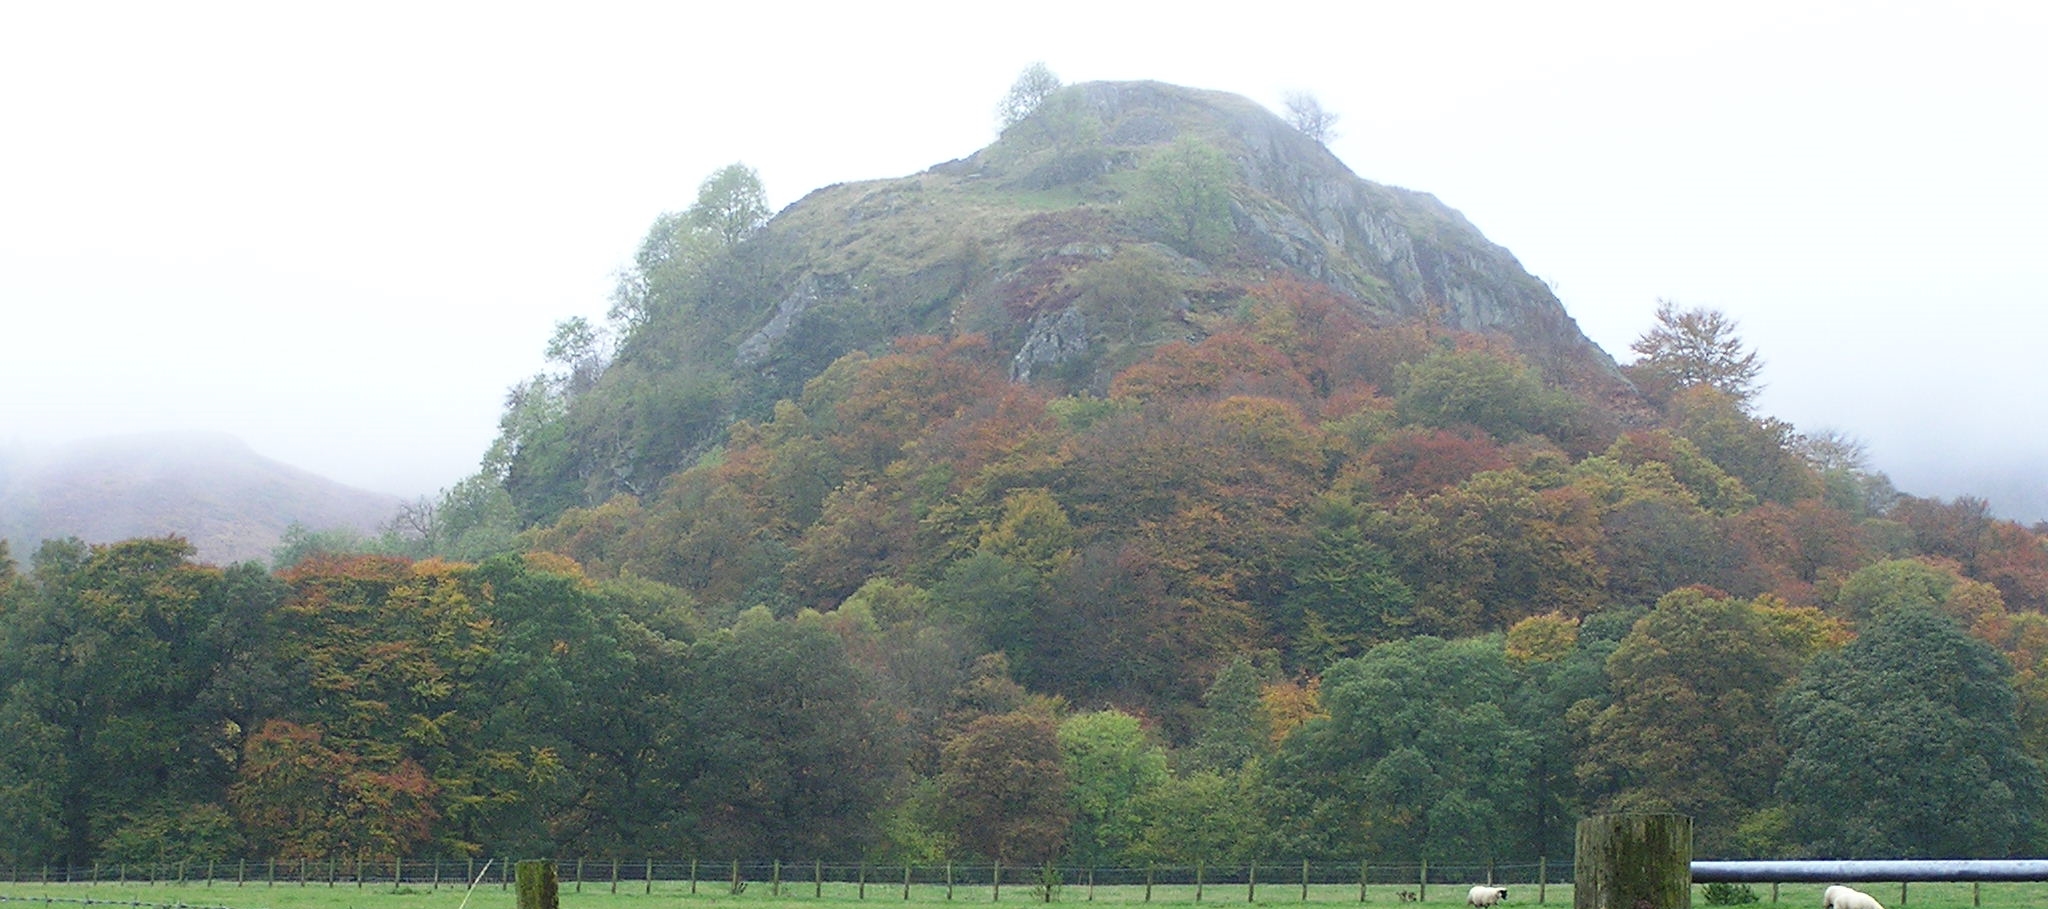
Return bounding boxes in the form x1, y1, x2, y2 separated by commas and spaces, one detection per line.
501, 80, 1635, 522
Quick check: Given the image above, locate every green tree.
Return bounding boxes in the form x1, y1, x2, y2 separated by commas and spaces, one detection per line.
0, 538, 285, 864
1128, 767, 1262, 864
687, 162, 771, 248
1395, 349, 1576, 440
1833, 558, 1959, 623
1058, 710, 1169, 866
676, 616, 901, 857
1188, 656, 1273, 772
458, 555, 693, 855
1777, 605, 2044, 856
1275, 494, 1415, 668
1140, 136, 1235, 258
1667, 386, 1820, 505
1261, 636, 1538, 862
997, 62, 1062, 130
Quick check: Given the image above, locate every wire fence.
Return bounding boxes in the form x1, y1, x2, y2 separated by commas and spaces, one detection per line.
0, 858, 1571, 901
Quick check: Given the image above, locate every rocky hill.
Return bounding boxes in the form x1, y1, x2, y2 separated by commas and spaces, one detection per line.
0, 432, 400, 565
504, 80, 1640, 523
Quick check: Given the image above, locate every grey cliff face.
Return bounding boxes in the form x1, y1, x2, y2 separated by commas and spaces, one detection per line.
730, 80, 1627, 397
1071, 81, 1623, 382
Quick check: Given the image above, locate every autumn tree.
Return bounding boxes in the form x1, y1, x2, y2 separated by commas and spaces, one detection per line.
229, 720, 437, 860
1372, 468, 1606, 637
1627, 300, 1765, 407
938, 711, 1073, 863
1073, 248, 1189, 346
1367, 426, 1511, 499
1576, 588, 1835, 854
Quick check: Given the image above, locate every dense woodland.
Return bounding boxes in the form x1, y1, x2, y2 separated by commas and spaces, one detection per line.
6, 75, 2048, 869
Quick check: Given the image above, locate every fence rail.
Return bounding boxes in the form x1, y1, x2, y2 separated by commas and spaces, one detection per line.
31, 859, 2048, 896
0, 858, 1568, 893
1692, 861, 2048, 883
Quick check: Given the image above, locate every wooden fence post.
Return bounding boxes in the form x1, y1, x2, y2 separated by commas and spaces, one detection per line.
1573, 813, 1692, 909
516, 861, 559, 909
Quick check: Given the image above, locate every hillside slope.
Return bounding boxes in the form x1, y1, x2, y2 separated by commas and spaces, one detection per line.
502, 81, 1640, 523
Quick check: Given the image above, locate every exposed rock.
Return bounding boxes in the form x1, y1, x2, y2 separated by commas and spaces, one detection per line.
1012, 306, 1090, 382
736, 273, 854, 368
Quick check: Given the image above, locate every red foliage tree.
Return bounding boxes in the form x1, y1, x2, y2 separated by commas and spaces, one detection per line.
1365, 426, 1510, 500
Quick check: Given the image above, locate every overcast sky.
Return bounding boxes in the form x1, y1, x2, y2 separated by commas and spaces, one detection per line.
4, 2, 2045, 519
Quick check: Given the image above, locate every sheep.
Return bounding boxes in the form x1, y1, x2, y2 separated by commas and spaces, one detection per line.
1824, 885, 1885, 909
1467, 885, 1509, 907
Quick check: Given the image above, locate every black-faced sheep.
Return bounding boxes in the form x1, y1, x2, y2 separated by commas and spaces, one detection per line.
1467, 885, 1509, 907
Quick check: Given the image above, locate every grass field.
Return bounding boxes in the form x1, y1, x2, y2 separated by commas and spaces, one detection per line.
0, 879, 2044, 909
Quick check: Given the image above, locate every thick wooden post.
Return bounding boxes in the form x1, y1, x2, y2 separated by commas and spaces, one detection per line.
516, 861, 559, 909
1574, 814, 1692, 909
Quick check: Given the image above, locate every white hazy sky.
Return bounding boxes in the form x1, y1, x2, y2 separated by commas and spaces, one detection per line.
4, 2, 2045, 518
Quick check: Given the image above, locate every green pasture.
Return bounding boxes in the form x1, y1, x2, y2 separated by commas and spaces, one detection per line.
1, 879, 2045, 909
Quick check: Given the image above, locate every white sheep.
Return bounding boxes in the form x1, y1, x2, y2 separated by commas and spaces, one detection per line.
1824, 885, 1885, 909
1467, 885, 1509, 907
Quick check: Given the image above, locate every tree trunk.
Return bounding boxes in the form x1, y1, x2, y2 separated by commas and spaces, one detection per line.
1575, 814, 1692, 909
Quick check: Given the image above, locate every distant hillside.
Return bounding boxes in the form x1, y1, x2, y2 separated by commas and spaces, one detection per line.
0, 432, 401, 565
